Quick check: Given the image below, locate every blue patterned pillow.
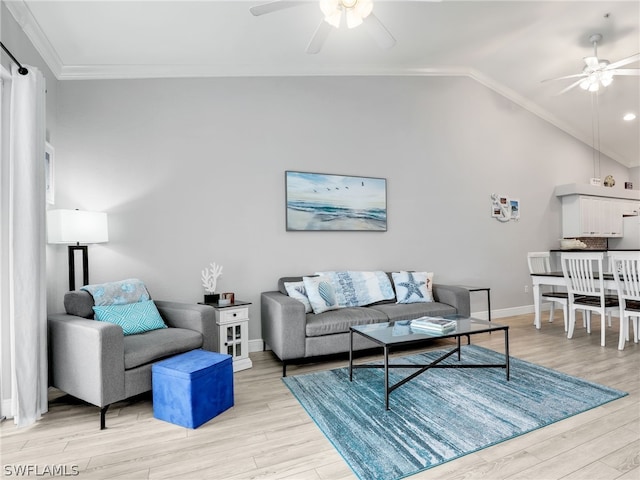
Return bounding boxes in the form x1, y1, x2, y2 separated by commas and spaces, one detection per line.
303, 276, 340, 314
316, 271, 395, 307
392, 271, 434, 304
93, 300, 167, 335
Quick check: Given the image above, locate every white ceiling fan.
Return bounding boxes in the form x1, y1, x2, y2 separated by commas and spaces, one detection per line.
250, 0, 396, 54
544, 34, 640, 94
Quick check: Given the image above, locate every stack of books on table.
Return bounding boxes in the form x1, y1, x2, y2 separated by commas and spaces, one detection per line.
410, 317, 457, 334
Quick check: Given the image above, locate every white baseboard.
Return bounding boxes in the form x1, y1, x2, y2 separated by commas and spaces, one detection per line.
471, 304, 535, 320
249, 339, 265, 353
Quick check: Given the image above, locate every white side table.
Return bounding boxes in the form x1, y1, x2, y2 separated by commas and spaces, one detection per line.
209, 301, 253, 372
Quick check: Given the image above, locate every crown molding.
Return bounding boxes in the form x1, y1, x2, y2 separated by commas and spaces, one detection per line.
5, 0, 63, 78
467, 68, 631, 168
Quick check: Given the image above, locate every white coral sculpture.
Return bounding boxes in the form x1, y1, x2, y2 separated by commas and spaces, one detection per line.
201, 262, 223, 294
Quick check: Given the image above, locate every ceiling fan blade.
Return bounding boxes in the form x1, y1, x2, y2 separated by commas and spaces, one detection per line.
541, 73, 586, 83
362, 13, 396, 49
306, 20, 333, 54
556, 78, 586, 95
250, 1, 306, 16
606, 53, 640, 70
610, 69, 640, 76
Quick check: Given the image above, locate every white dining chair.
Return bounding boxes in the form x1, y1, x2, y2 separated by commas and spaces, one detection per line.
610, 252, 640, 351
527, 252, 569, 331
561, 252, 619, 347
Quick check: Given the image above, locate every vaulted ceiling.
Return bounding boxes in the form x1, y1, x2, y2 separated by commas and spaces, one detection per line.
4, 0, 639, 167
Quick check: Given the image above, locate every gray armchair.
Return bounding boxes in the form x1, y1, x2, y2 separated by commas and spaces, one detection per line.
48, 290, 217, 429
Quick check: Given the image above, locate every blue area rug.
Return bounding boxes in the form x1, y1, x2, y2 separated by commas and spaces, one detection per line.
283, 345, 627, 480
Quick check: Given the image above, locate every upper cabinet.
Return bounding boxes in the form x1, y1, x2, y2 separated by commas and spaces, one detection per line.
561, 195, 625, 237
556, 184, 640, 239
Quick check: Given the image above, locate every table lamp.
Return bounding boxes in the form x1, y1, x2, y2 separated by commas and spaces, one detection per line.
47, 209, 109, 290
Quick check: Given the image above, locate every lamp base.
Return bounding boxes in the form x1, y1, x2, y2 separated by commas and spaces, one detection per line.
68, 244, 89, 291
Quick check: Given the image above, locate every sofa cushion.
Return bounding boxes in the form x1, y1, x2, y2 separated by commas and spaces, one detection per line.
123, 328, 203, 370
93, 300, 167, 336
64, 290, 95, 318
369, 302, 456, 322
305, 307, 389, 337
392, 271, 434, 303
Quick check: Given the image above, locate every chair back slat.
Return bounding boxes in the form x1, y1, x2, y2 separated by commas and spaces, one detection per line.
527, 252, 551, 274
611, 252, 640, 302
561, 252, 605, 298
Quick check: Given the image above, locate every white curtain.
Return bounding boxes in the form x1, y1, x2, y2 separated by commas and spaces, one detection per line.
0, 64, 47, 426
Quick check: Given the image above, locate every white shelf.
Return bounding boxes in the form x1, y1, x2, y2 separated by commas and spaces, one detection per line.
555, 183, 640, 201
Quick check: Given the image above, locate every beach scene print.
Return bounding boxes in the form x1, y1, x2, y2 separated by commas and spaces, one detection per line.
286, 171, 387, 231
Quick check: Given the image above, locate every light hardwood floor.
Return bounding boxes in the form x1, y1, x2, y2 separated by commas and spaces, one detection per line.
1, 313, 638, 480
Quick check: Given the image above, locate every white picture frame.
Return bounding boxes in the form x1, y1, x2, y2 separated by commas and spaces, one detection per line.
510, 198, 520, 220
45, 142, 54, 204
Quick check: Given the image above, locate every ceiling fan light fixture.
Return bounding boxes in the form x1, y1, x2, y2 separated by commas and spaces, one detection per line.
324, 11, 342, 28
346, 9, 363, 28
320, 0, 373, 29
584, 56, 599, 69
320, 0, 341, 27
600, 71, 613, 87
350, 0, 373, 26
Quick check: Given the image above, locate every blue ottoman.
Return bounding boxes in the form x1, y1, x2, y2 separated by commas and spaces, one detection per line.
152, 349, 233, 428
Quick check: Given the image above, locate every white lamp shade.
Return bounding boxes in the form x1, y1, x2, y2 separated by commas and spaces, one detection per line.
47, 209, 109, 244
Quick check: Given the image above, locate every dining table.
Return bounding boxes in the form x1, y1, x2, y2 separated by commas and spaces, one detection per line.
529, 271, 618, 329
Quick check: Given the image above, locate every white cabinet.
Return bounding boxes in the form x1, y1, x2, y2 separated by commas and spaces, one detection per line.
561, 195, 627, 238
213, 302, 253, 372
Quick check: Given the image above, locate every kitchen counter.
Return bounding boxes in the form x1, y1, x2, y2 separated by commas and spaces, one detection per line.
550, 249, 639, 252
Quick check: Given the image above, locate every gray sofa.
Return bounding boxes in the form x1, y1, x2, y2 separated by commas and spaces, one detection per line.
48, 290, 217, 429
261, 275, 471, 375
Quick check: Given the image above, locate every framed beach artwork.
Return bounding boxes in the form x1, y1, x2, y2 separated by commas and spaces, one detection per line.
285, 171, 387, 231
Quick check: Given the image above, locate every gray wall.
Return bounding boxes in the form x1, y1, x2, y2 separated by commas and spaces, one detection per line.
51, 75, 632, 342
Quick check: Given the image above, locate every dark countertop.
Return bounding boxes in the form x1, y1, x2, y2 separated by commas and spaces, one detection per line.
550, 249, 639, 252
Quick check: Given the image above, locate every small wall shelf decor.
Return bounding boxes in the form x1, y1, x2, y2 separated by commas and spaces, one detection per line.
285, 171, 387, 231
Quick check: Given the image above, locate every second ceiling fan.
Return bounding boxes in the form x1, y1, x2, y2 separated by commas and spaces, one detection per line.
544, 34, 639, 94
250, 0, 396, 54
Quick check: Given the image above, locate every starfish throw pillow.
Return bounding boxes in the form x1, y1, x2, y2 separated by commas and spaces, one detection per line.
392, 271, 434, 304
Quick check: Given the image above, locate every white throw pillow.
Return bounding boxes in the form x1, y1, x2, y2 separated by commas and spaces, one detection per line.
284, 281, 312, 313
303, 276, 340, 314
392, 271, 434, 304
